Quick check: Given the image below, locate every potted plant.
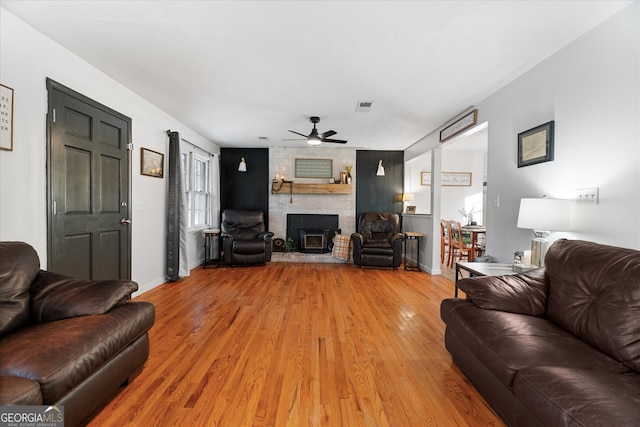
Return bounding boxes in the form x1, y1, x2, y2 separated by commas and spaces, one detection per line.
284, 238, 296, 253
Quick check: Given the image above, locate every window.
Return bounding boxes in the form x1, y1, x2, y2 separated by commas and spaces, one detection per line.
182, 150, 211, 229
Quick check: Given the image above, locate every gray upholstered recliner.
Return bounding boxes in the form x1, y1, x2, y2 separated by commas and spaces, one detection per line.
221, 209, 274, 266
351, 212, 403, 269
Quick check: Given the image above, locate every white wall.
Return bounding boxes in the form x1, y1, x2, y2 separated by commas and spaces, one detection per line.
481, 2, 639, 261
440, 151, 485, 225
0, 8, 220, 294
404, 151, 431, 214
405, 3, 640, 266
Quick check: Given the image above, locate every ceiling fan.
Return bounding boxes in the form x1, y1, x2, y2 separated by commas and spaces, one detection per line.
286, 116, 347, 145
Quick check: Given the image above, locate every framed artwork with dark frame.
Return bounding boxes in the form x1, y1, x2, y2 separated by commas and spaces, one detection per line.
518, 121, 554, 168
140, 147, 164, 178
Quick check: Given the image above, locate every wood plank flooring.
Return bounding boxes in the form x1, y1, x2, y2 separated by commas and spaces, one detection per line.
88, 263, 501, 426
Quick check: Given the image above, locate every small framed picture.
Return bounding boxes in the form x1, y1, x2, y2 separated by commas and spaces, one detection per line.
141, 147, 164, 178
406, 206, 417, 214
518, 121, 554, 168
420, 172, 431, 186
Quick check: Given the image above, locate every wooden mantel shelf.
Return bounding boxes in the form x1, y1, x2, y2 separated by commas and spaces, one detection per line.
271, 182, 352, 195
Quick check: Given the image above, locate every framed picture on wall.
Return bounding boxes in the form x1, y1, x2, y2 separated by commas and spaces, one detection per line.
518, 121, 554, 167
141, 147, 164, 178
421, 172, 431, 186
0, 84, 14, 151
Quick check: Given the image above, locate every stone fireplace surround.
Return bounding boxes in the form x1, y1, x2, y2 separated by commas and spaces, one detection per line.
268, 146, 357, 245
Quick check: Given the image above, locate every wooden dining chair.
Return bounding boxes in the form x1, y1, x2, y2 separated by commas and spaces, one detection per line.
448, 220, 472, 267
440, 220, 450, 265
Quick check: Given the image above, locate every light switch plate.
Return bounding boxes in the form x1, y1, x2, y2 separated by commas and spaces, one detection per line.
576, 187, 599, 204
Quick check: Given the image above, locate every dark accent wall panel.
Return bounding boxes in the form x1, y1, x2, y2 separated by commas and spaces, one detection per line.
355, 150, 404, 227
220, 148, 270, 227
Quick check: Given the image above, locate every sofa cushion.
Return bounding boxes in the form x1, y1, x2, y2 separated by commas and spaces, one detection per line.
30, 270, 138, 322
0, 376, 42, 405
0, 302, 154, 403
441, 298, 632, 390
514, 366, 640, 427
545, 239, 640, 371
0, 242, 40, 338
457, 268, 548, 316
221, 209, 265, 240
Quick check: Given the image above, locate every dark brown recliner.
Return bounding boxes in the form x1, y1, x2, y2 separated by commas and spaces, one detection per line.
221, 209, 274, 266
351, 212, 403, 269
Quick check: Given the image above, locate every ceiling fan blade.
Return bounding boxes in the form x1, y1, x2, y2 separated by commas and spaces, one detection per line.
321, 130, 337, 138
323, 138, 348, 144
288, 130, 309, 138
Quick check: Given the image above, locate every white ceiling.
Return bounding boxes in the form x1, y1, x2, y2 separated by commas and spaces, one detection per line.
1, 1, 631, 151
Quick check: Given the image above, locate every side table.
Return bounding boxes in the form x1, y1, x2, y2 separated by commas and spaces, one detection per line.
455, 262, 534, 297
203, 229, 221, 268
404, 232, 424, 271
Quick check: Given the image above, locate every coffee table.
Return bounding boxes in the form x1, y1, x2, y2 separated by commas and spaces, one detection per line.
455, 262, 533, 297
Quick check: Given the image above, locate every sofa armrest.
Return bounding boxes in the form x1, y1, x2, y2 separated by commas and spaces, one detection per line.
30, 270, 138, 322
390, 233, 403, 246
257, 231, 274, 241
457, 268, 548, 316
350, 232, 364, 247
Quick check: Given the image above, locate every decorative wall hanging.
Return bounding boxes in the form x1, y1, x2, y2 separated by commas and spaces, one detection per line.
295, 158, 333, 178
0, 84, 14, 151
440, 109, 478, 142
517, 121, 554, 168
420, 172, 472, 186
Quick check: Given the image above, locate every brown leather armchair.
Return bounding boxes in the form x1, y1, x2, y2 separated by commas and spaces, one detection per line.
351, 212, 403, 269
221, 209, 274, 266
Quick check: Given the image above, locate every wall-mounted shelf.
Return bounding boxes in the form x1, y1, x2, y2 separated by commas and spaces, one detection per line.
271, 181, 351, 195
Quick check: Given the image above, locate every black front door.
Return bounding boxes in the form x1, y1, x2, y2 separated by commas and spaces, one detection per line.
47, 79, 132, 280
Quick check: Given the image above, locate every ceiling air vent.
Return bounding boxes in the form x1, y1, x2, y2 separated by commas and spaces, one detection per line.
355, 101, 373, 112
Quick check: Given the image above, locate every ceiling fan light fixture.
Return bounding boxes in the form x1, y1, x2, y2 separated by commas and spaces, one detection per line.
307, 136, 322, 145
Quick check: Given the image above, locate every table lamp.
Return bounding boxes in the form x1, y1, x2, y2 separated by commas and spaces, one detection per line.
516, 198, 570, 267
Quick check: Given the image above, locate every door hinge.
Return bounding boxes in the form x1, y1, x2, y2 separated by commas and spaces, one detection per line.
127, 143, 134, 151
52, 108, 56, 123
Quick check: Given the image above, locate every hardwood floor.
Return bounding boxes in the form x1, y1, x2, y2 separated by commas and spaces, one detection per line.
89, 263, 501, 426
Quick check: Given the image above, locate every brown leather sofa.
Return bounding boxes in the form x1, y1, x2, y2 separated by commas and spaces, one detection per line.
351, 212, 403, 269
0, 242, 155, 427
441, 239, 640, 426
221, 209, 274, 266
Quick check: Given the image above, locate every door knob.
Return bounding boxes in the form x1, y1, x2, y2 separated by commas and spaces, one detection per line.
120, 218, 132, 224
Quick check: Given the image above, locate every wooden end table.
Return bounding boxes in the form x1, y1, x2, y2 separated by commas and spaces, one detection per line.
404, 232, 424, 271
203, 229, 221, 268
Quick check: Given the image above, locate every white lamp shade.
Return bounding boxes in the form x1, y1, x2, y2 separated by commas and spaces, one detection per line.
517, 198, 570, 231
402, 193, 414, 202
238, 157, 247, 172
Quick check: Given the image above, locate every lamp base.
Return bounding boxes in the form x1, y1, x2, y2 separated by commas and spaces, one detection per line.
530, 230, 550, 268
